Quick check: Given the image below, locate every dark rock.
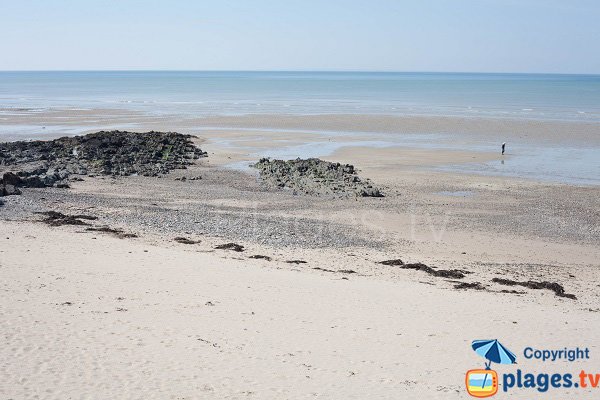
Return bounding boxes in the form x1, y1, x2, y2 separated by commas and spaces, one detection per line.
22, 175, 46, 188
40, 174, 59, 187
1, 172, 23, 196
0, 131, 208, 192
253, 158, 383, 197
2, 172, 21, 186
286, 260, 307, 264
2, 183, 21, 196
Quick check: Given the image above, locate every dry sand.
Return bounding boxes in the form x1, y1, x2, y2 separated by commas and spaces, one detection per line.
2, 221, 598, 399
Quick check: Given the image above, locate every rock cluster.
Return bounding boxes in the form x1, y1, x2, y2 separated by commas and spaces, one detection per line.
1, 172, 23, 196
0, 130, 207, 196
253, 158, 383, 197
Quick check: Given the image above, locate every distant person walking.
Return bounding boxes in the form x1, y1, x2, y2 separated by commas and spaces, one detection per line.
501, 142, 506, 155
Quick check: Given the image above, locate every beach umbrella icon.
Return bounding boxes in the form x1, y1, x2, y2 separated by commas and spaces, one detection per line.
472, 339, 517, 368
469, 340, 516, 393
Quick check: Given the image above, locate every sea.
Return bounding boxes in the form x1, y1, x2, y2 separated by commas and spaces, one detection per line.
0, 71, 599, 184
1, 71, 599, 120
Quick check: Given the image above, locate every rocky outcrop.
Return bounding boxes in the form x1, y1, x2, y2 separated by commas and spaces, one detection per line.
1, 172, 23, 196
0, 130, 207, 196
253, 158, 383, 197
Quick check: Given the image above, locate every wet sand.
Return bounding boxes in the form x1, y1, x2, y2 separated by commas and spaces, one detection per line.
3, 109, 600, 144
3, 109, 599, 184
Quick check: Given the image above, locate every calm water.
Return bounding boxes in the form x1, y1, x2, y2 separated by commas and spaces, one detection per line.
0, 71, 599, 185
1, 71, 599, 121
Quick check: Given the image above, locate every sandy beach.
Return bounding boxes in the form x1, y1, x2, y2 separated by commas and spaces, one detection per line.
1, 110, 599, 399
5, 0, 600, 394
4, 0, 600, 395
2, 219, 598, 400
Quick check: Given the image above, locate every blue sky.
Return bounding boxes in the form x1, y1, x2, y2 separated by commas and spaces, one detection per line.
1, 0, 599, 73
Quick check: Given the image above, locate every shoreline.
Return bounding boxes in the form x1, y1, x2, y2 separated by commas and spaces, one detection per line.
2, 111, 599, 186
3, 110, 600, 140
1, 126, 599, 399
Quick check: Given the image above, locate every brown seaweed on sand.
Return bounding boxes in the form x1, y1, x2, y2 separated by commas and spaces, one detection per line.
215, 243, 245, 252
86, 226, 138, 239
380, 260, 468, 279
453, 281, 486, 290
37, 211, 97, 226
313, 267, 357, 274
378, 259, 404, 266
174, 237, 200, 244
249, 255, 272, 261
492, 278, 577, 300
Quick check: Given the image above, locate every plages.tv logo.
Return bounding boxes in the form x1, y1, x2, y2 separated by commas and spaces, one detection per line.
466, 339, 516, 398
466, 339, 598, 396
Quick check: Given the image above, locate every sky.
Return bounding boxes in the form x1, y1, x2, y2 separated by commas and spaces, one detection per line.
1, 0, 599, 73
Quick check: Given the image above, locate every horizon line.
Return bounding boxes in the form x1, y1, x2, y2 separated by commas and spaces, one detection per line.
0, 69, 599, 76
